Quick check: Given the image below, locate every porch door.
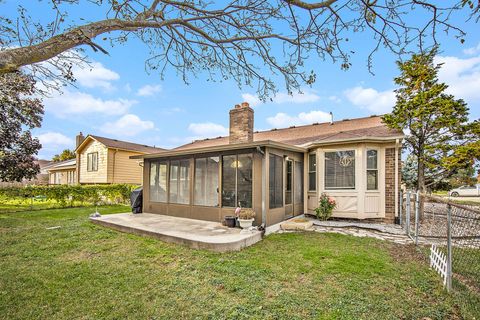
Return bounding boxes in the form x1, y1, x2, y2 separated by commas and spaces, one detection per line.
285, 159, 293, 218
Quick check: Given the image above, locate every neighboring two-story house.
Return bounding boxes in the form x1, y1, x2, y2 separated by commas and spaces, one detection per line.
46, 133, 164, 185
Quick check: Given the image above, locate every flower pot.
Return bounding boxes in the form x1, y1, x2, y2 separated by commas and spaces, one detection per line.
224, 216, 237, 228
238, 218, 254, 229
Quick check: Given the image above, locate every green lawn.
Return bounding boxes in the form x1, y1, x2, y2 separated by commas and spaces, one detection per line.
0, 206, 471, 319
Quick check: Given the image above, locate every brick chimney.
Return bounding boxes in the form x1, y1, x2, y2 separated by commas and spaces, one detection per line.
76, 132, 85, 148
229, 102, 254, 144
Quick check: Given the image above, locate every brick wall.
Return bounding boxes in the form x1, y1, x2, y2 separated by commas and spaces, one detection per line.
385, 148, 401, 223
229, 102, 254, 144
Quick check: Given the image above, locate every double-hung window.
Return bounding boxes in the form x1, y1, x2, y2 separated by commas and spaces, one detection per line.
308, 153, 316, 191
87, 152, 98, 172
366, 150, 378, 190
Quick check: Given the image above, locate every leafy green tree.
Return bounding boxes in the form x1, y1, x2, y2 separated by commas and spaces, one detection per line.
0, 72, 44, 182
383, 49, 480, 198
52, 149, 76, 162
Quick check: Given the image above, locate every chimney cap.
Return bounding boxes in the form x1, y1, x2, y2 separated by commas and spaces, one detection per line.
235, 102, 250, 109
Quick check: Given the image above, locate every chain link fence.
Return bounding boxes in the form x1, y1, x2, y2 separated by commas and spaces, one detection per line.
400, 191, 480, 318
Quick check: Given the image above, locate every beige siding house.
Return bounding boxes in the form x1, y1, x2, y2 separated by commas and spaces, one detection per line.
75, 134, 164, 185
133, 102, 404, 227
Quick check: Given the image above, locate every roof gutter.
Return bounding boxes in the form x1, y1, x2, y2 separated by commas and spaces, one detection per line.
130, 140, 307, 160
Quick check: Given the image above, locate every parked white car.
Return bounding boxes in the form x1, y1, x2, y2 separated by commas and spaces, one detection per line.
448, 185, 480, 197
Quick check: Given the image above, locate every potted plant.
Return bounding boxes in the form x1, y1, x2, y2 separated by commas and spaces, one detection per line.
314, 193, 337, 221
236, 208, 256, 229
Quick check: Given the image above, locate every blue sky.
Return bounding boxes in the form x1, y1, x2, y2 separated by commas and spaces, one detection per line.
3, 1, 479, 159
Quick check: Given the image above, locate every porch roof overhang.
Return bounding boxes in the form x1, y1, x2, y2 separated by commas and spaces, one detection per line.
301, 135, 405, 149
130, 140, 307, 160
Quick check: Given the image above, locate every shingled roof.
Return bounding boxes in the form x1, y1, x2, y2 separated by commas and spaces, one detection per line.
81, 135, 165, 154
175, 115, 403, 151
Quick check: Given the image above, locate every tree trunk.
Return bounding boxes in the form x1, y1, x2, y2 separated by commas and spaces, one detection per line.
417, 156, 426, 219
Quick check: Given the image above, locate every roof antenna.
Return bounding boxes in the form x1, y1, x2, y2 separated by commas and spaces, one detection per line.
329, 112, 333, 125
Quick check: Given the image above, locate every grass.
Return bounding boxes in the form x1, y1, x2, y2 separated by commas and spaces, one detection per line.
0, 206, 474, 319
0, 196, 60, 213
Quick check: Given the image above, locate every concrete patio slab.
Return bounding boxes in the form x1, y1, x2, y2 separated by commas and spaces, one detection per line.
90, 213, 262, 252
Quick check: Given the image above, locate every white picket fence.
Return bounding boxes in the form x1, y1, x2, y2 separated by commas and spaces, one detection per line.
430, 244, 448, 286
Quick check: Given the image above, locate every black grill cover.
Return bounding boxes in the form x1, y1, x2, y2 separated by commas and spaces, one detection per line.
130, 187, 143, 214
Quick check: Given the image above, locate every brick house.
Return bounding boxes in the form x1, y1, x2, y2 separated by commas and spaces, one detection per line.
132, 102, 403, 226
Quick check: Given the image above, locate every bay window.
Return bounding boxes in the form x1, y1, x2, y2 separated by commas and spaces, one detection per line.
325, 150, 355, 189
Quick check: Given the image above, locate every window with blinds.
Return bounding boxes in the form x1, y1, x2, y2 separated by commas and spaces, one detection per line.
325, 150, 355, 189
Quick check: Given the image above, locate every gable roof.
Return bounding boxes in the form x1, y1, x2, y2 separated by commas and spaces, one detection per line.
76, 135, 165, 154
174, 115, 403, 151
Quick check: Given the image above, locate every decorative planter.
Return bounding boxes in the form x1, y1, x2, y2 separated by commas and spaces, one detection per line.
238, 218, 254, 229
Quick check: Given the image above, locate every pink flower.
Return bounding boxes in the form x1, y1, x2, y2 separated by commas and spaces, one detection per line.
235, 207, 241, 215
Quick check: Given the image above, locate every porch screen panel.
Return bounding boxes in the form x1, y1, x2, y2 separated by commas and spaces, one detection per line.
269, 154, 283, 209
169, 159, 190, 204
222, 155, 236, 207
194, 157, 219, 206
285, 160, 292, 205
237, 154, 253, 208
221, 154, 253, 208
150, 161, 168, 202
325, 151, 355, 189
294, 161, 303, 204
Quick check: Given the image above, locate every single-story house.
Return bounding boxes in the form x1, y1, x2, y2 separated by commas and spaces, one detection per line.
75, 133, 165, 185
46, 158, 77, 185
132, 102, 403, 227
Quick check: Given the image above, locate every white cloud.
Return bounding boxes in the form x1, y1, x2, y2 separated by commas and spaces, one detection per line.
328, 95, 341, 103
241, 89, 320, 107
188, 122, 228, 138
344, 86, 395, 114
37, 132, 74, 147
463, 42, 480, 55
241, 93, 262, 107
73, 62, 120, 91
435, 55, 480, 103
101, 114, 155, 136
44, 90, 136, 117
137, 84, 162, 97
267, 110, 331, 128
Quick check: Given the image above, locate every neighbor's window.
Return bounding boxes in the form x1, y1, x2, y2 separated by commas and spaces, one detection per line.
87, 152, 98, 172
150, 161, 168, 202
325, 150, 355, 189
308, 153, 316, 191
285, 160, 293, 205
169, 159, 190, 204
367, 150, 378, 190
269, 154, 283, 209
194, 157, 219, 207
221, 154, 253, 208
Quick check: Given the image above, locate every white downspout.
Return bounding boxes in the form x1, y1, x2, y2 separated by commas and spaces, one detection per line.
394, 139, 399, 220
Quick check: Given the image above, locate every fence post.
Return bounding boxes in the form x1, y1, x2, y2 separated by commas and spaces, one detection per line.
415, 190, 420, 245
406, 191, 411, 236
399, 190, 403, 226
446, 204, 452, 292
